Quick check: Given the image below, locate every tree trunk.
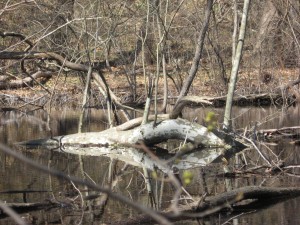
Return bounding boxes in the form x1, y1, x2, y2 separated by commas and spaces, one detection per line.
175, 0, 214, 103
223, 0, 251, 131
253, 0, 277, 55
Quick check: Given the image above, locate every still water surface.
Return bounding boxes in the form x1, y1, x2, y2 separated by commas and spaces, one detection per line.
1, 106, 300, 224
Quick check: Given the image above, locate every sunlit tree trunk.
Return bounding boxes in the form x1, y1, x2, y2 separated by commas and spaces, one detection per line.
223, 0, 251, 132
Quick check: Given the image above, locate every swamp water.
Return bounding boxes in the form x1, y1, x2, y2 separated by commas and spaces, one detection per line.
1, 106, 300, 224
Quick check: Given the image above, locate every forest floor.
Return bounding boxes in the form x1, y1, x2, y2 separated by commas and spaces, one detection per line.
0, 66, 299, 109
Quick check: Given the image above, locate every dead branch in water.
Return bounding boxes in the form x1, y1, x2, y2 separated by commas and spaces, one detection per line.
258, 126, 300, 139
110, 186, 300, 225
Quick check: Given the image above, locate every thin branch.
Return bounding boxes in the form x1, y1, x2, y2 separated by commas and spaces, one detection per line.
239, 135, 272, 166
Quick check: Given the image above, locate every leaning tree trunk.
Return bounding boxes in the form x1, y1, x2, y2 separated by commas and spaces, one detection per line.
175, 0, 214, 103
223, 0, 251, 131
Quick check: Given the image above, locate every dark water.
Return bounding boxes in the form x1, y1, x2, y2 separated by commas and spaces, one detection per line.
1, 106, 300, 224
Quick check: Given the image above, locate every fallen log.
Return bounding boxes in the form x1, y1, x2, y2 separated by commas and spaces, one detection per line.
258, 126, 300, 140
18, 118, 244, 172
0, 71, 53, 89
20, 118, 227, 148
170, 93, 295, 109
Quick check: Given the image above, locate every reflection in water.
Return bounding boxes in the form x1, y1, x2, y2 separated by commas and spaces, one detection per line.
0, 108, 109, 144
1, 106, 300, 224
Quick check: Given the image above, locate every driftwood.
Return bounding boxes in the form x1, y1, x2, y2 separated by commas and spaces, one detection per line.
110, 186, 300, 225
